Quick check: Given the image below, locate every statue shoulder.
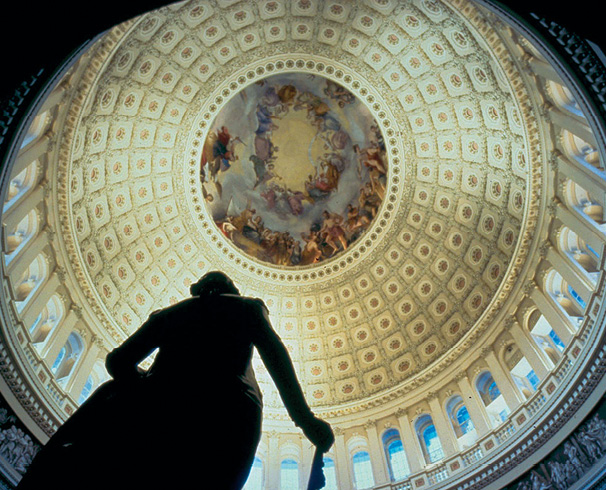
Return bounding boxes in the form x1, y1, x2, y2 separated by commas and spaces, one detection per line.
236, 296, 269, 313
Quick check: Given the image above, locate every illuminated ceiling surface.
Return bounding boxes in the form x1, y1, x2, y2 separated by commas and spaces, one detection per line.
54, 0, 539, 414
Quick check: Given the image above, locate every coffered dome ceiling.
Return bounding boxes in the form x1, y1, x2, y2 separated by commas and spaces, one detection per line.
53, 0, 541, 412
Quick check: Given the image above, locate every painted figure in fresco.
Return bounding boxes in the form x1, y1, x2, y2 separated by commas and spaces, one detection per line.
301, 230, 323, 265
212, 126, 243, 172
370, 122, 386, 152
324, 80, 355, 108
320, 210, 348, 256
255, 103, 279, 135
359, 181, 382, 218
345, 204, 370, 242
277, 84, 298, 106
353, 143, 387, 199
286, 188, 309, 216
200, 74, 385, 268
201, 126, 243, 198
17, 272, 334, 490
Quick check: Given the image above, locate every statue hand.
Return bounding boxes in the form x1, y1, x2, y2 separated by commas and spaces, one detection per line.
302, 417, 334, 453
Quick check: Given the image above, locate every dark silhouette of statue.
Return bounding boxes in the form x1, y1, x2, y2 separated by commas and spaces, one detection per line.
18, 271, 334, 489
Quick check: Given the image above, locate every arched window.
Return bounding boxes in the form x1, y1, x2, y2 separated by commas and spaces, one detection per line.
243, 456, 263, 490
78, 361, 109, 405
564, 180, 605, 229
14, 254, 48, 310
559, 227, 600, 280
415, 414, 444, 464
503, 344, 539, 399
3, 161, 40, 213
382, 428, 410, 481
528, 311, 565, 366
280, 459, 298, 489
78, 376, 94, 405
352, 451, 375, 489
568, 285, 587, 309
322, 457, 338, 490
4, 210, 39, 263
446, 395, 476, 449
51, 332, 84, 384
546, 81, 583, 118
476, 371, 510, 427
29, 294, 64, 345
545, 269, 585, 325
561, 130, 602, 171
20, 110, 50, 150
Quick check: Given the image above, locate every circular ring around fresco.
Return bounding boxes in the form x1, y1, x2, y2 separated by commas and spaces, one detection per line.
199, 72, 388, 268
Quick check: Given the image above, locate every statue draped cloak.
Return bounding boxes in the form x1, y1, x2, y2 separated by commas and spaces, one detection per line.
18, 294, 316, 490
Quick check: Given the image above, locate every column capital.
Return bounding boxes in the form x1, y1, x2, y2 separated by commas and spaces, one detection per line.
480, 345, 494, 358
426, 390, 439, 402
523, 280, 537, 297
395, 407, 408, 419
333, 426, 345, 437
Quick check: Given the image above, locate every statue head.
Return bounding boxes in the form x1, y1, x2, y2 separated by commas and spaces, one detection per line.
190, 270, 240, 297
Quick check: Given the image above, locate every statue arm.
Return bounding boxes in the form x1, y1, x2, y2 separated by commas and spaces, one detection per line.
252, 300, 334, 451
105, 313, 162, 382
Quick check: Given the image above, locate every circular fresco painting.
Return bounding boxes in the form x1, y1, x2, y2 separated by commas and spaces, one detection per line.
200, 73, 387, 267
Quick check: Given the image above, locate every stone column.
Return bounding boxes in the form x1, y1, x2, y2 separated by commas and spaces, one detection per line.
39, 308, 78, 359
556, 152, 606, 199
13, 134, 51, 176
396, 409, 425, 472
299, 436, 314, 489
530, 286, 576, 345
266, 432, 280, 490
41, 311, 79, 369
6, 230, 49, 283
482, 348, 524, 410
545, 247, 594, 303
555, 202, 605, 256
507, 320, 551, 381
427, 393, 458, 457
20, 272, 61, 329
365, 420, 390, 485
2, 185, 45, 232
454, 371, 492, 435
526, 54, 560, 82
67, 335, 103, 399
547, 105, 597, 147
334, 428, 353, 489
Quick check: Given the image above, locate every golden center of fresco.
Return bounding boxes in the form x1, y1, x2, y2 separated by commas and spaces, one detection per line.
200, 73, 387, 267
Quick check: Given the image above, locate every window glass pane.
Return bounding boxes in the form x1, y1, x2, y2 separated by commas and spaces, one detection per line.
387, 440, 410, 480
488, 381, 500, 401
456, 406, 474, 434
423, 426, 444, 463
78, 376, 93, 405
51, 347, 66, 373
526, 370, 540, 390
244, 457, 263, 490
587, 244, 599, 258
548, 329, 566, 352
568, 285, 586, 307
281, 459, 299, 489
323, 457, 338, 490
352, 451, 374, 489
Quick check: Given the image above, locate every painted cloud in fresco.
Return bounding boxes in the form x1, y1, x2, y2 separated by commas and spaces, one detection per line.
200, 73, 387, 267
